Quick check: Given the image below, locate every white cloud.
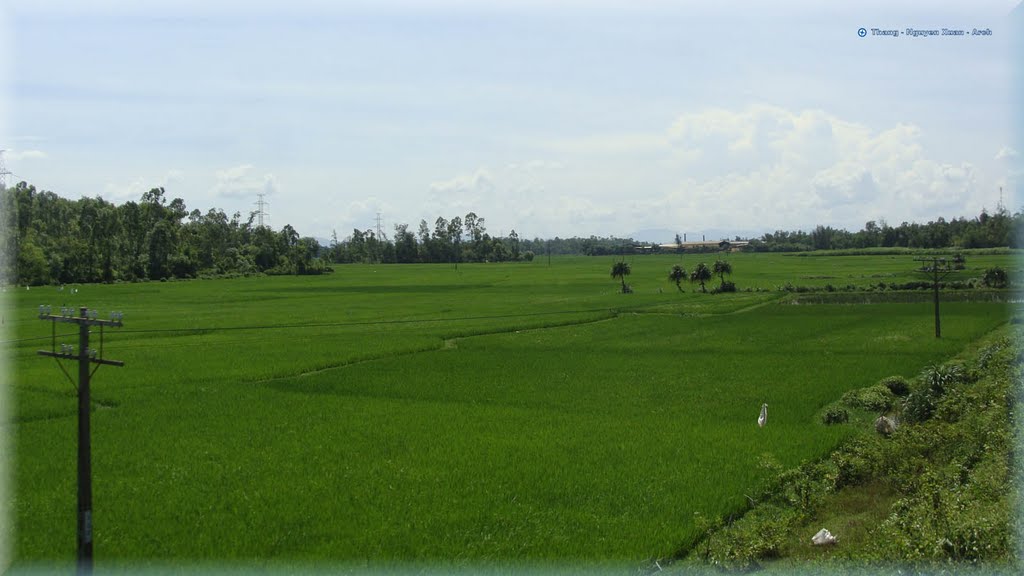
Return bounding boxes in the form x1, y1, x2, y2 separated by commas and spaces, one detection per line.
343, 197, 392, 234
421, 162, 584, 236
421, 104, 1002, 237
505, 160, 565, 172
164, 169, 185, 185
653, 105, 992, 230
544, 133, 666, 157
211, 164, 278, 199
669, 105, 856, 176
995, 146, 1018, 161
425, 167, 498, 218
102, 169, 185, 203
429, 168, 494, 198
3, 149, 48, 161
810, 163, 879, 206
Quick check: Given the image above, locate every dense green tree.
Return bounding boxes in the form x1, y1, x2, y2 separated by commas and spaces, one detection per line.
291, 237, 324, 274
16, 230, 49, 285
508, 229, 520, 260
490, 238, 511, 262
464, 212, 486, 260
432, 217, 451, 263
416, 219, 432, 263
691, 262, 712, 293
668, 264, 687, 292
611, 261, 631, 293
147, 220, 178, 279
119, 201, 148, 279
394, 223, 418, 263
713, 259, 733, 289
448, 216, 463, 266
982, 267, 1009, 288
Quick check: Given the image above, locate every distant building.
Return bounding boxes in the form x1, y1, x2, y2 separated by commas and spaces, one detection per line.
656, 240, 749, 252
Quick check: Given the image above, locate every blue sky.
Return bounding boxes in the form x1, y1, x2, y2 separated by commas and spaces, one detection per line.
1, 0, 1020, 242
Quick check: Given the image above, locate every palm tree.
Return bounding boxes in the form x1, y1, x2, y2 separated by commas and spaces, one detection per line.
611, 261, 631, 293
713, 259, 733, 289
690, 262, 712, 293
668, 264, 686, 292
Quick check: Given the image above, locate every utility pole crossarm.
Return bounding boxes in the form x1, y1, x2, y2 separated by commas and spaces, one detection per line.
38, 307, 123, 327
37, 315, 123, 327
36, 350, 125, 366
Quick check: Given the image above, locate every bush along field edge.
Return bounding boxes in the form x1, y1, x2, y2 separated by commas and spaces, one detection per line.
672, 322, 1021, 573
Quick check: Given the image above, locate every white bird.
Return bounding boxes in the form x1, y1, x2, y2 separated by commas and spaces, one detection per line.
758, 403, 768, 428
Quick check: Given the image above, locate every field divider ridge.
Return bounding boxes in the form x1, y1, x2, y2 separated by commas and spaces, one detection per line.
247, 311, 634, 385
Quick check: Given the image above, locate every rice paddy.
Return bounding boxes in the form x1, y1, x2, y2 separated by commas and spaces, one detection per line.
3, 252, 1015, 571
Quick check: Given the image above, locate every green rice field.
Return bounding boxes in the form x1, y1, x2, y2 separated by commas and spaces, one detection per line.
2, 252, 1017, 571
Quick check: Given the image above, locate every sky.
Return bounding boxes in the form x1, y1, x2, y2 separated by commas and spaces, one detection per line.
1, 0, 1020, 243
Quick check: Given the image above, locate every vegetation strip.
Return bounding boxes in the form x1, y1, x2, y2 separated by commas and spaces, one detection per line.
675, 323, 1019, 571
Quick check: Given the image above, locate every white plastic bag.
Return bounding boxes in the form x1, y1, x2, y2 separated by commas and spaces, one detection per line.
812, 528, 836, 545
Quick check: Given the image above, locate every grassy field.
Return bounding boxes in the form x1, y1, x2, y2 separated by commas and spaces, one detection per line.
2, 252, 1016, 571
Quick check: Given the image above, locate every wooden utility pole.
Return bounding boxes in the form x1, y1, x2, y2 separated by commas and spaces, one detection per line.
913, 257, 958, 338
37, 306, 124, 574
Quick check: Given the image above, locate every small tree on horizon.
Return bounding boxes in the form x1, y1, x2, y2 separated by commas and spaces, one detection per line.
691, 262, 712, 293
668, 264, 687, 292
611, 261, 632, 293
713, 259, 733, 290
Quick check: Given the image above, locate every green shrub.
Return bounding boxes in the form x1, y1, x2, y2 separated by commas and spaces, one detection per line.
880, 375, 911, 397
712, 280, 737, 294
902, 364, 967, 424
982, 266, 1009, 288
977, 338, 1009, 369
922, 363, 968, 393
933, 388, 971, 424
842, 384, 896, 412
704, 504, 796, 569
821, 404, 849, 425
903, 387, 939, 424
831, 438, 880, 489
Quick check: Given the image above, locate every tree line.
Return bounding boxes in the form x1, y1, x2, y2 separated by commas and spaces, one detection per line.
746, 209, 1021, 252
329, 213, 527, 265
331, 224, 636, 264
1, 179, 1021, 286
0, 181, 553, 285
0, 181, 648, 285
1, 182, 334, 285
614, 259, 734, 294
